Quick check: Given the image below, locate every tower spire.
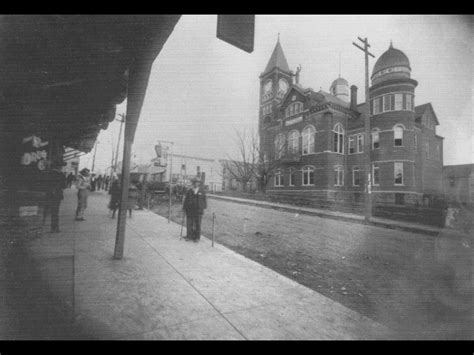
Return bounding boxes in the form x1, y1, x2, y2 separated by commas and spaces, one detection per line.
277, 32, 280, 43
262, 38, 291, 75
390, 40, 393, 48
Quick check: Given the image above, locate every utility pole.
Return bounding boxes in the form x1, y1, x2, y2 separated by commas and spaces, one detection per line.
353, 37, 375, 222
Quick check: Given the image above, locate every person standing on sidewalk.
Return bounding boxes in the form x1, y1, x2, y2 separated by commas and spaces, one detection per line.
182, 177, 207, 242
128, 181, 139, 218
66, 172, 75, 188
108, 180, 121, 218
43, 161, 67, 233
75, 168, 91, 221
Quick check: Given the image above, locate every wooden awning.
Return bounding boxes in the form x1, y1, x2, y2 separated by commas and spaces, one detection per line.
0, 15, 181, 153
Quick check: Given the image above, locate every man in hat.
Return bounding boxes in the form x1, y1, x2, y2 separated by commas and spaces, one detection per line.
182, 176, 207, 242
43, 161, 67, 232
75, 168, 91, 221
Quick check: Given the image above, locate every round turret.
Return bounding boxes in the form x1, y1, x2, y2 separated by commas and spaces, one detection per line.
329, 77, 349, 103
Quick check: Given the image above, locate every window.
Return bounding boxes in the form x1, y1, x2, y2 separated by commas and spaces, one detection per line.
352, 167, 361, 186
394, 162, 404, 185
349, 136, 355, 154
333, 123, 344, 154
275, 170, 284, 187
357, 134, 364, 153
403, 94, 413, 111
372, 164, 380, 186
414, 133, 417, 150
275, 134, 285, 159
372, 129, 380, 149
394, 93, 403, 110
262, 104, 272, 115
394, 125, 404, 146
302, 125, 315, 155
302, 166, 315, 186
383, 94, 394, 111
372, 97, 382, 115
334, 166, 344, 186
285, 102, 303, 117
288, 130, 299, 154
289, 168, 296, 186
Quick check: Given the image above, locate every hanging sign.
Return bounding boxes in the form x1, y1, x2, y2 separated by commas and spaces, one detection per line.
20, 135, 49, 170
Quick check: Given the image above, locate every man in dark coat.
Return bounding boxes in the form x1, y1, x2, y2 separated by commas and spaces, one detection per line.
66, 172, 75, 188
182, 177, 207, 242
43, 162, 67, 233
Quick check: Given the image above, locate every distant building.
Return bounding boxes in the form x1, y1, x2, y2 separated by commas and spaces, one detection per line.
442, 164, 474, 205
259, 39, 444, 206
151, 153, 223, 192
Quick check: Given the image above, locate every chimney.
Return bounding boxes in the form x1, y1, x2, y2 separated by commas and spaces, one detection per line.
350, 85, 358, 110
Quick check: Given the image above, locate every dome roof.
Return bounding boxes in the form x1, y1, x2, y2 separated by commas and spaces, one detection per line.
331, 77, 348, 86
372, 43, 411, 77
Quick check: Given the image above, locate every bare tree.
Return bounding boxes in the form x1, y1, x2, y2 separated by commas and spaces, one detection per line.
223, 128, 284, 194
221, 128, 259, 193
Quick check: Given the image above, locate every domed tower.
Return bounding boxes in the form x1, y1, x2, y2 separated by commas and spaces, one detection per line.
369, 42, 419, 204
329, 77, 349, 103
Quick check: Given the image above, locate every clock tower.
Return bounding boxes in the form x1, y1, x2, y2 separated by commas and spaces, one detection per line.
259, 38, 293, 129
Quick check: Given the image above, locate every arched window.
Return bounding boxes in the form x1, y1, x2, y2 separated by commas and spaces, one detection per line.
393, 125, 404, 146
333, 123, 344, 154
264, 116, 271, 124
371, 128, 380, 150
302, 125, 315, 155
285, 102, 303, 117
302, 165, 315, 186
288, 130, 299, 154
275, 133, 285, 159
274, 169, 284, 187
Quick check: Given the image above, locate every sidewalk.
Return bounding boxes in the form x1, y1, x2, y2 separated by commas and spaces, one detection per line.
208, 194, 442, 236
2, 189, 394, 340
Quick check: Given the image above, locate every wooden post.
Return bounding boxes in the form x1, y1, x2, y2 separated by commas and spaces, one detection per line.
212, 212, 215, 247
114, 59, 153, 260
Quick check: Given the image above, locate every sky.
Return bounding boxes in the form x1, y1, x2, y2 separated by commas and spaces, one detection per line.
80, 15, 473, 174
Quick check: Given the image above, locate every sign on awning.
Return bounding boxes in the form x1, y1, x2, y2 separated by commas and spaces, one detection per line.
217, 15, 255, 53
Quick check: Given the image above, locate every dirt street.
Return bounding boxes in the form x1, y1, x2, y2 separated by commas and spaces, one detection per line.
152, 197, 472, 340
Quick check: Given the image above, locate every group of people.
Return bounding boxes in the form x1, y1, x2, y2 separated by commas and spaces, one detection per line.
43, 164, 208, 243
90, 174, 110, 192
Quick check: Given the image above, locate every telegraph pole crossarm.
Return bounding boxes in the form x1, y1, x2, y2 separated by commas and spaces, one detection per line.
353, 36, 375, 222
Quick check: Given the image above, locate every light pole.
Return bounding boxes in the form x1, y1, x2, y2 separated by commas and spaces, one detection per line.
353, 36, 375, 222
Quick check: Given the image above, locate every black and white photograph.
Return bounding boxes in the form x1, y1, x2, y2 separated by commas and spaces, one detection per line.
0, 14, 472, 342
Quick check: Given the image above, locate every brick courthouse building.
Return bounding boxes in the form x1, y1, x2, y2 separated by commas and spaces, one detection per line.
259, 40, 444, 206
